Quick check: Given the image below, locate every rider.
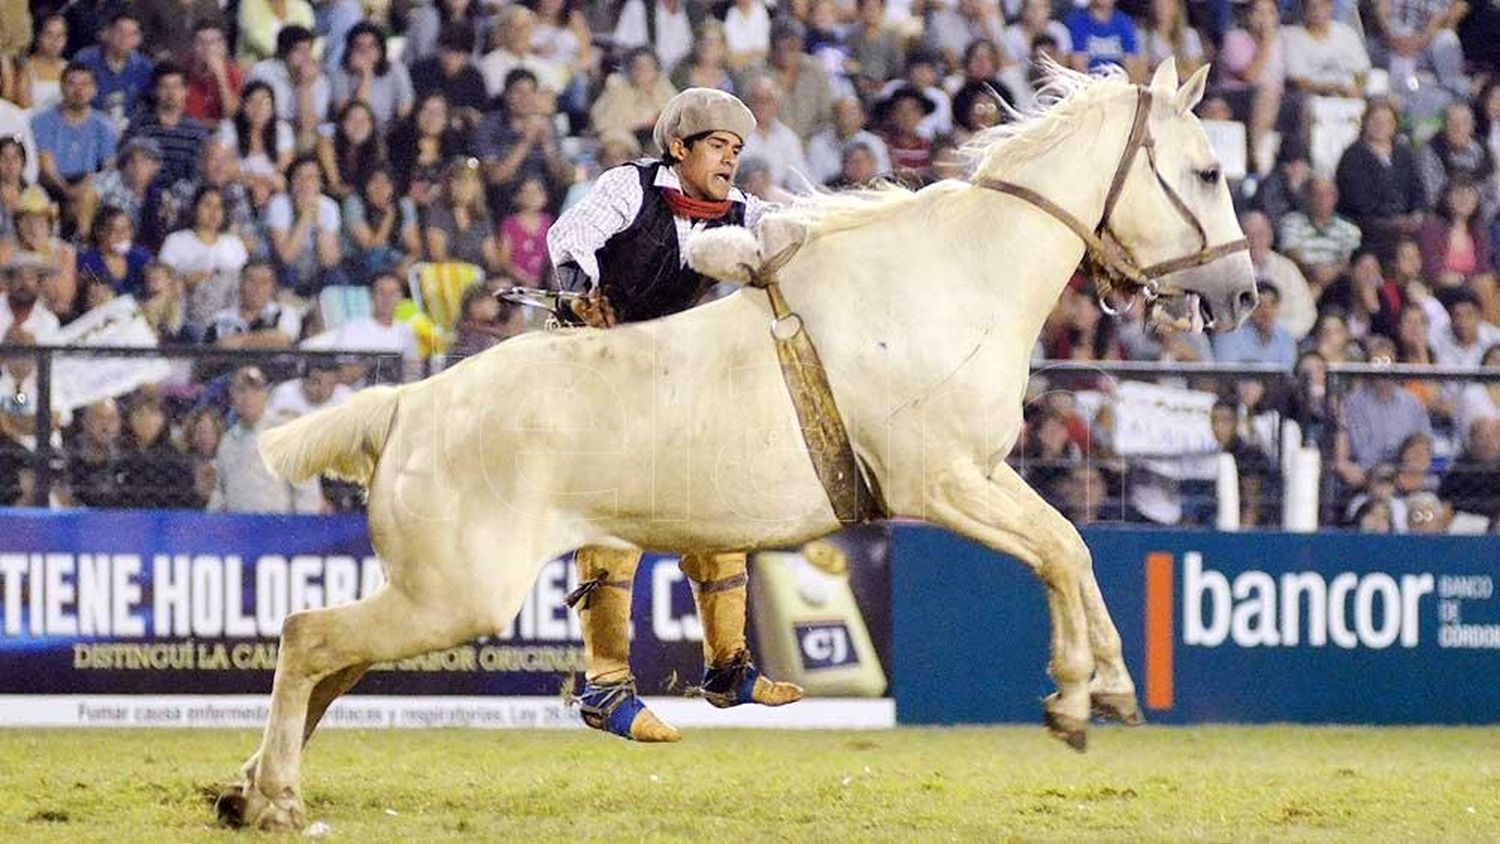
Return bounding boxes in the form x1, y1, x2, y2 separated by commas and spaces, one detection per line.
546, 88, 803, 743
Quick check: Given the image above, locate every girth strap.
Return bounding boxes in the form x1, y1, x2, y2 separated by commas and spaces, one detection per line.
748, 244, 886, 525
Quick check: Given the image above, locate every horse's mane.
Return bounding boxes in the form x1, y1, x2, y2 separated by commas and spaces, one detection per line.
773, 62, 1132, 239
960, 62, 1132, 181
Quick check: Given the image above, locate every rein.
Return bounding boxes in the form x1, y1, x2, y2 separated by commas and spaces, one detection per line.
977, 86, 1249, 313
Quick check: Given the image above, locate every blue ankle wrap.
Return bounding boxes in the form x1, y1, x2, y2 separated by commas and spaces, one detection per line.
701, 653, 761, 708
577, 680, 647, 740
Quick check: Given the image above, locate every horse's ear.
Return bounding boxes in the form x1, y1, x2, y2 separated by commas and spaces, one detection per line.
1150, 58, 1179, 94
1172, 65, 1212, 115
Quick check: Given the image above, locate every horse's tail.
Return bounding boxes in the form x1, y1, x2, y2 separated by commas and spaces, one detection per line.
259, 385, 400, 486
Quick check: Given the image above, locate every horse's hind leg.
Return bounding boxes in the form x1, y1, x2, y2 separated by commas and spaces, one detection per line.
231, 664, 371, 789
300, 663, 373, 743
219, 587, 484, 831
926, 459, 1096, 752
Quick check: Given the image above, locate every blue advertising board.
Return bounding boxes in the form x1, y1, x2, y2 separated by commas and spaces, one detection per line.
6, 511, 1494, 726
0, 510, 703, 696
891, 524, 1500, 725
0, 511, 892, 727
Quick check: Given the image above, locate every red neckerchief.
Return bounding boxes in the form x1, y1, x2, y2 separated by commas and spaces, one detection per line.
661, 188, 733, 221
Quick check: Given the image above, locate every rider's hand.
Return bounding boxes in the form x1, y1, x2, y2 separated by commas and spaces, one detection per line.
570, 288, 618, 328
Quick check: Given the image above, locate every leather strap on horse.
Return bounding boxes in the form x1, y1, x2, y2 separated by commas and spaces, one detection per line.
977, 86, 1249, 307
1099, 87, 1154, 226
746, 244, 886, 525
982, 181, 1150, 290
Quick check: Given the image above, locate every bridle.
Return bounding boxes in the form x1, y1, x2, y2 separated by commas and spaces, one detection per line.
977, 86, 1249, 315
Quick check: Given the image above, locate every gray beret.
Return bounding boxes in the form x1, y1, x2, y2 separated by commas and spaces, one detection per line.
652, 88, 756, 154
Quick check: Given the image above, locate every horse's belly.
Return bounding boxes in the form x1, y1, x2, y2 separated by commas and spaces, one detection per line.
568, 374, 838, 548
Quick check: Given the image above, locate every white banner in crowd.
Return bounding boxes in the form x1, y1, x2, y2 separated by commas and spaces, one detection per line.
1110, 381, 1219, 481
51, 296, 171, 412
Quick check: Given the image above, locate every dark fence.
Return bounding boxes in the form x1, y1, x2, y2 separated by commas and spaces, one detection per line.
0, 344, 402, 510
1, 346, 1495, 532
1321, 362, 1500, 531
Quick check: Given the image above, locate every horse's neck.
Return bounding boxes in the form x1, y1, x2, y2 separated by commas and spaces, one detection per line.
979, 97, 1136, 343
1004, 101, 1127, 227
771, 96, 1137, 399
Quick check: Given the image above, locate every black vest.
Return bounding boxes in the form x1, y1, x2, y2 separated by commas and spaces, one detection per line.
594, 160, 746, 324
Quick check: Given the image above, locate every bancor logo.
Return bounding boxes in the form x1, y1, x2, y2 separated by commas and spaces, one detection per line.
1142, 551, 1435, 711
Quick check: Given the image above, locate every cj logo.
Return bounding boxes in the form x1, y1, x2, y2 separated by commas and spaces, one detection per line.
795, 621, 858, 670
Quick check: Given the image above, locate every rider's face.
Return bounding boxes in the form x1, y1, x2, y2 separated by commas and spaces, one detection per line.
672, 131, 743, 201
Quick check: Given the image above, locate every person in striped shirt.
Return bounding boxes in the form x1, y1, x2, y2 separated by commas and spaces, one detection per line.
1278, 177, 1362, 295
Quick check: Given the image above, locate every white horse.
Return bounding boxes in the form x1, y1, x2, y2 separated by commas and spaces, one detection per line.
219, 60, 1255, 829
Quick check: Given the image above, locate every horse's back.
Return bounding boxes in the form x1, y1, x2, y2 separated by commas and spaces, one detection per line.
372, 294, 823, 544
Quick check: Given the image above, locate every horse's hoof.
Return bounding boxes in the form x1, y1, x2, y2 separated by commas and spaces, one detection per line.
253, 798, 306, 832
1045, 710, 1089, 753
1042, 696, 1089, 753
1090, 691, 1145, 726
214, 784, 247, 828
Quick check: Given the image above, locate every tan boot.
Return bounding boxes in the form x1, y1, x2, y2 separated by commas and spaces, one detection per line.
680, 552, 804, 708
568, 547, 680, 742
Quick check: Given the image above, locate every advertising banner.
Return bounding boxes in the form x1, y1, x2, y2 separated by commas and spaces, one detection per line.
892, 525, 1500, 725
1109, 381, 1219, 480
0, 511, 892, 727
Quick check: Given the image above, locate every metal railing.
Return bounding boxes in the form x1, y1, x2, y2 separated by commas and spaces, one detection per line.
1025, 361, 1298, 528
0, 344, 403, 506
1, 345, 1495, 529
1321, 362, 1500, 527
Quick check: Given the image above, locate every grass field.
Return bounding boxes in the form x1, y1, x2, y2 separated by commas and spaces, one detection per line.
1, 725, 1497, 841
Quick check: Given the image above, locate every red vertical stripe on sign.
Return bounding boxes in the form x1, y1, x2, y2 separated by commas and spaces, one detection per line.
1145, 552, 1174, 710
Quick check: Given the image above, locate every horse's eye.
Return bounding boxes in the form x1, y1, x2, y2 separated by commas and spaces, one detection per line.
1197, 167, 1221, 185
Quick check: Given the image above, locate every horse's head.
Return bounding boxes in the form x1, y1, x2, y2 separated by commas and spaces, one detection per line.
1106, 59, 1258, 333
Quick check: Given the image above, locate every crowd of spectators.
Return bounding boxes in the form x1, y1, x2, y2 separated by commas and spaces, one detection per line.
0, 0, 1493, 530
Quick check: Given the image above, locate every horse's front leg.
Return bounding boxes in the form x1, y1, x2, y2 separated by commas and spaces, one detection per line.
1080, 564, 1142, 726
925, 458, 1097, 751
